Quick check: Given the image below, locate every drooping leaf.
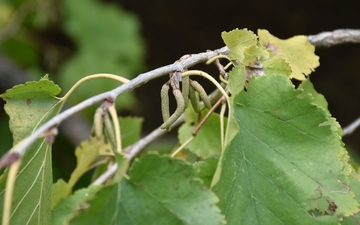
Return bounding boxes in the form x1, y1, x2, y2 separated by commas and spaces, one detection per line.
258, 29, 319, 80
0, 76, 62, 224
213, 75, 357, 224
228, 65, 246, 96
66, 137, 112, 195
194, 157, 218, 188
179, 108, 223, 158
221, 28, 257, 62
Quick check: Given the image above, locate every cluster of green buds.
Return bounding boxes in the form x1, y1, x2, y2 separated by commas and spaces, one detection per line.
160, 71, 215, 130
160, 67, 228, 130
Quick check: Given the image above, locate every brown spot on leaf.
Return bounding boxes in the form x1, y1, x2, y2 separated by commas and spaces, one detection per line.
264, 42, 279, 55
328, 201, 338, 214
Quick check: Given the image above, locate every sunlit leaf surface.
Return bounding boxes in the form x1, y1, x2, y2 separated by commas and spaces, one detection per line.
258, 29, 319, 80
214, 75, 357, 224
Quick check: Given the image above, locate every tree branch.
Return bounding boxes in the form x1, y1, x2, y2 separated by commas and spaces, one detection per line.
92, 114, 184, 185
3, 28, 360, 165
342, 117, 360, 137
0, 55, 91, 147
307, 29, 360, 47
8, 47, 229, 157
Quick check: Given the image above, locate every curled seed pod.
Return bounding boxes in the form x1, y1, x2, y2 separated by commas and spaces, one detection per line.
94, 107, 104, 139
161, 88, 185, 130
104, 112, 116, 148
161, 83, 170, 123
189, 85, 199, 113
190, 80, 212, 109
182, 75, 189, 108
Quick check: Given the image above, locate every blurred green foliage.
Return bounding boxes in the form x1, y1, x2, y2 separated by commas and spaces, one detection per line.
0, 0, 145, 170
59, 0, 144, 117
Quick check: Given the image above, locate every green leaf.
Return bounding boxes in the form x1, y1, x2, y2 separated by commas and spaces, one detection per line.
341, 173, 360, 224
298, 78, 328, 110
67, 153, 128, 224
67, 182, 123, 225
258, 29, 319, 80
51, 185, 102, 225
0, 75, 62, 143
213, 75, 357, 224
297, 79, 343, 137
52, 152, 129, 224
71, 154, 225, 225
228, 65, 246, 96
0, 76, 62, 224
67, 137, 112, 194
59, 0, 144, 114
122, 154, 225, 225
111, 153, 129, 184
119, 117, 143, 148
222, 28, 257, 62
179, 108, 223, 158
194, 158, 218, 188
262, 56, 292, 77
52, 179, 70, 209
242, 44, 270, 66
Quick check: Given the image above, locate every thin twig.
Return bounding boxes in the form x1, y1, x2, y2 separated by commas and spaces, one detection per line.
8, 47, 229, 158
92, 115, 184, 185
342, 117, 360, 137
124, 114, 184, 160
307, 29, 360, 47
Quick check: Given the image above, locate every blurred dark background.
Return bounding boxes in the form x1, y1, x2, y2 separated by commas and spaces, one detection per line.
1, 0, 360, 180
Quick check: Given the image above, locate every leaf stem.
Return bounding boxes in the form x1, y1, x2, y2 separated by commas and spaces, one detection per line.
2, 159, 22, 225
206, 55, 233, 65
181, 70, 229, 101
108, 104, 122, 154
171, 136, 194, 158
219, 100, 227, 150
61, 73, 130, 103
